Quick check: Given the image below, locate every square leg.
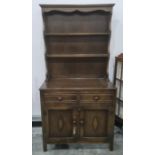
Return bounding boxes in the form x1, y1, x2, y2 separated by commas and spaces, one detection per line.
43, 137, 47, 152
109, 135, 114, 151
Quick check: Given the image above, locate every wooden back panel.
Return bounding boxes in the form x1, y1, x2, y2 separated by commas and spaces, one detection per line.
46, 35, 110, 54
44, 11, 111, 33
47, 58, 108, 78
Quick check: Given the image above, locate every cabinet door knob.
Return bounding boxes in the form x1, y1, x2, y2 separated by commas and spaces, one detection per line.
73, 126, 77, 136
57, 96, 63, 101
80, 120, 84, 124
93, 96, 100, 101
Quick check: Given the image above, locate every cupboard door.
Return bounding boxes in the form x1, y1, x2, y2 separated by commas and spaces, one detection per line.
48, 110, 72, 137
79, 108, 108, 138
46, 108, 78, 142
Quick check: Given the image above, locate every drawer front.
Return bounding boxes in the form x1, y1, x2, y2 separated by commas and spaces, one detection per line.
80, 94, 113, 103
44, 94, 77, 103
43, 92, 114, 104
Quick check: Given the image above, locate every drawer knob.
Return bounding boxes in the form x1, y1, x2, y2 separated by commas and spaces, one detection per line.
57, 96, 63, 101
80, 120, 84, 124
78, 108, 81, 112
93, 96, 100, 101
73, 120, 77, 124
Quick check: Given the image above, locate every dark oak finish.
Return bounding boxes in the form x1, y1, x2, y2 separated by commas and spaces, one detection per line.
39, 4, 116, 152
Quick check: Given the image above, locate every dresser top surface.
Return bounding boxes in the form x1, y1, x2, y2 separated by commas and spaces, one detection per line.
40, 4, 115, 7
40, 78, 115, 90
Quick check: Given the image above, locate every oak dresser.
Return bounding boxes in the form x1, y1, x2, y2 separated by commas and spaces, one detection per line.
39, 4, 116, 151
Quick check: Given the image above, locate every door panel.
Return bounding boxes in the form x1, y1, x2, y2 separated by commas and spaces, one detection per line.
81, 109, 108, 137
48, 109, 74, 138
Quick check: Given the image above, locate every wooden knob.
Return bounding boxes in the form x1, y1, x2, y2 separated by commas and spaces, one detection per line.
80, 120, 84, 124
57, 96, 63, 101
78, 108, 81, 112
73, 127, 76, 136
73, 120, 77, 124
93, 96, 100, 101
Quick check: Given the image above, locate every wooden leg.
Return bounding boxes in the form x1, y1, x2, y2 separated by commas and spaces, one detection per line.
43, 138, 47, 152
43, 143, 47, 152
109, 135, 114, 151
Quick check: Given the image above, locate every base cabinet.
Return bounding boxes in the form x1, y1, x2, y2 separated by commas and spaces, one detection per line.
40, 91, 116, 151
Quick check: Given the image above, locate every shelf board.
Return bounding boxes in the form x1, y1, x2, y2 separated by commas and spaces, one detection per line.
44, 32, 111, 36
46, 54, 109, 58
116, 78, 123, 82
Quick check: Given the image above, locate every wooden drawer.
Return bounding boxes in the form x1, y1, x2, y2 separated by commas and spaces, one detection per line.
44, 93, 77, 103
43, 93, 114, 104
80, 94, 113, 103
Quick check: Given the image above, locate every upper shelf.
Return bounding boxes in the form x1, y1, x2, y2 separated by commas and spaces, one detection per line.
46, 53, 109, 58
44, 32, 111, 37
